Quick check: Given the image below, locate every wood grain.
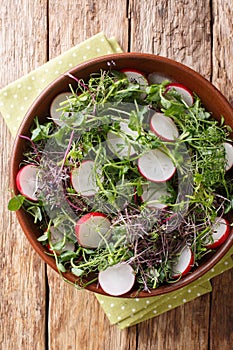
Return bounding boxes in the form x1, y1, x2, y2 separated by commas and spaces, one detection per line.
0, 1, 48, 349
0, 0, 232, 349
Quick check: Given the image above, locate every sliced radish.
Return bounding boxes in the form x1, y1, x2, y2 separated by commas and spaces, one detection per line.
223, 142, 233, 171
71, 160, 102, 197
50, 92, 73, 125
138, 149, 176, 182
120, 69, 148, 89
16, 164, 40, 201
107, 121, 138, 158
150, 112, 179, 141
141, 182, 170, 209
165, 83, 194, 106
75, 212, 111, 248
172, 246, 194, 278
98, 262, 135, 296
205, 217, 230, 249
47, 226, 75, 253
148, 72, 171, 84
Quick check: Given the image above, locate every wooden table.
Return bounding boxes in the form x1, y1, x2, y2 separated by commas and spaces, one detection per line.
1, 1, 232, 349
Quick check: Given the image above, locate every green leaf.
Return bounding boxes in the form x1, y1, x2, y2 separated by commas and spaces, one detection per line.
8, 195, 25, 211
71, 267, 84, 277
57, 263, 66, 273
37, 234, 48, 242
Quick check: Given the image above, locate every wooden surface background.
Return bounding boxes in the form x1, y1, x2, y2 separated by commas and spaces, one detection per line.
0, 1, 232, 349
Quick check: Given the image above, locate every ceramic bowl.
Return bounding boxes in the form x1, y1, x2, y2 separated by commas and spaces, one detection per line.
10, 53, 233, 297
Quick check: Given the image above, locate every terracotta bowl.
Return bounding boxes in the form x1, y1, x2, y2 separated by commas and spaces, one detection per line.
10, 53, 233, 297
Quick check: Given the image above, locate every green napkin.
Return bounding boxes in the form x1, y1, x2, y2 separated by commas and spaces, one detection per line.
1, 32, 232, 329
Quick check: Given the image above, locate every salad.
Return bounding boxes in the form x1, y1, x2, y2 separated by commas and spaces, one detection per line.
9, 66, 233, 296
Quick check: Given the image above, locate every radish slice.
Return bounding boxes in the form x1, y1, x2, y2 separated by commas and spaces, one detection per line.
16, 164, 40, 201
138, 149, 176, 182
50, 92, 73, 125
75, 212, 111, 248
150, 112, 179, 141
205, 217, 230, 249
141, 182, 170, 209
47, 226, 75, 253
172, 246, 194, 278
71, 160, 102, 197
165, 83, 194, 106
107, 121, 138, 158
148, 72, 171, 84
223, 142, 233, 171
98, 262, 135, 296
120, 69, 148, 89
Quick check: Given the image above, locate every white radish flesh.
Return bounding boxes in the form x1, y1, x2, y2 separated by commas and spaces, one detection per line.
107, 121, 138, 158
165, 83, 194, 106
138, 149, 176, 182
16, 164, 40, 201
50, 92, 73, 125
121, 69, 148, 89
71, 160, 102, 197
141, 183, 170, 209
150, 112, 179, 141
223, 142, 233, 171
48, 226, 75, 252
205, 217, 230, 249
172, 246, 194, 278
98, 262, 135, 296
75, 212, 111, 248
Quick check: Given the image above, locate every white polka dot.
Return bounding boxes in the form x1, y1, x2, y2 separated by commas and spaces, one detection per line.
31, 76, 35, 80
132, 308, 136, 313
10, 104, 14, 108
68, 63, 73, 67
44, 69, 49, 73
121, 305, 125, 310
37, 88, 42, 93
110, 303, 115, 308
83, 55, 87, 60
99, 300, 104, 304
17, 84, 22, 88
72, 52, 77, 57
220, 270, 224, 273
96, 48, 101, 52
107, 50, 112, 54
117, 316, 122, 320
135, 298, 139, 302
5, 114, 10, 119
86, 45, 90, 50
24, 96, 28, 100
173, 295, 177, 299
116, 47, 122, 52
188, 289, 192, 293
197, 292, 201, 297
153, 309, 157, 314
16, 116, 21, 121
224, 261, 229, 265
0, 102, 3, 106
168, 304, 172, 308
183, 299, 187, 303
55, 70, 59, 74
20, 106, 24, 111
41, 79, 46, 83
13, 94, 18, 98
58, 60, 62, 65
3, 92, 7, 96
211, 268, 215, 272
13, 126, 17, 131
27, 86, 32, 90
100, 37, 105, 42
146, 300, 150, 304
107, 313, 111, 317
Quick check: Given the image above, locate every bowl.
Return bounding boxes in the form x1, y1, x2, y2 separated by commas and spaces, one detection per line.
10, 53, 233, 297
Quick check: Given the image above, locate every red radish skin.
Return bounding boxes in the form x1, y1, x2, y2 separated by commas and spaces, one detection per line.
172, 246, 194, 279
138, 149, 176, 182
16, 164, 40, 201
75, 212, 111, 248
107, 121, 138, 158
120, 69, 148, 88
223, 142, 233, 171
98, 262, 135, 296
205, 217, 230, 249
47, 226, 75, 253
165, 83, 194, 106
50, 92, 73, 125
150, 112, 179, 141
71, 160, 102, 197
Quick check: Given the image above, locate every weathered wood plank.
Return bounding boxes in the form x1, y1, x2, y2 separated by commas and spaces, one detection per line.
210, 1, 233, 349
0, 1, 48, 349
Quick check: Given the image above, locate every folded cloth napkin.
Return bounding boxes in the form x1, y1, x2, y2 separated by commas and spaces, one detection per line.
1, 32, 232, 329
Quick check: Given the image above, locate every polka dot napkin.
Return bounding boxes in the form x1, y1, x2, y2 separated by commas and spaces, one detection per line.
1, 32, 232, 329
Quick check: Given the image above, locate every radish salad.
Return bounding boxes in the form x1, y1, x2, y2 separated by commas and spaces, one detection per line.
9, 66, 233, 296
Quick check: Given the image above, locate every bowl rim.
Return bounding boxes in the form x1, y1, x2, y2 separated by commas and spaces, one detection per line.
10, 52, 233, 298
